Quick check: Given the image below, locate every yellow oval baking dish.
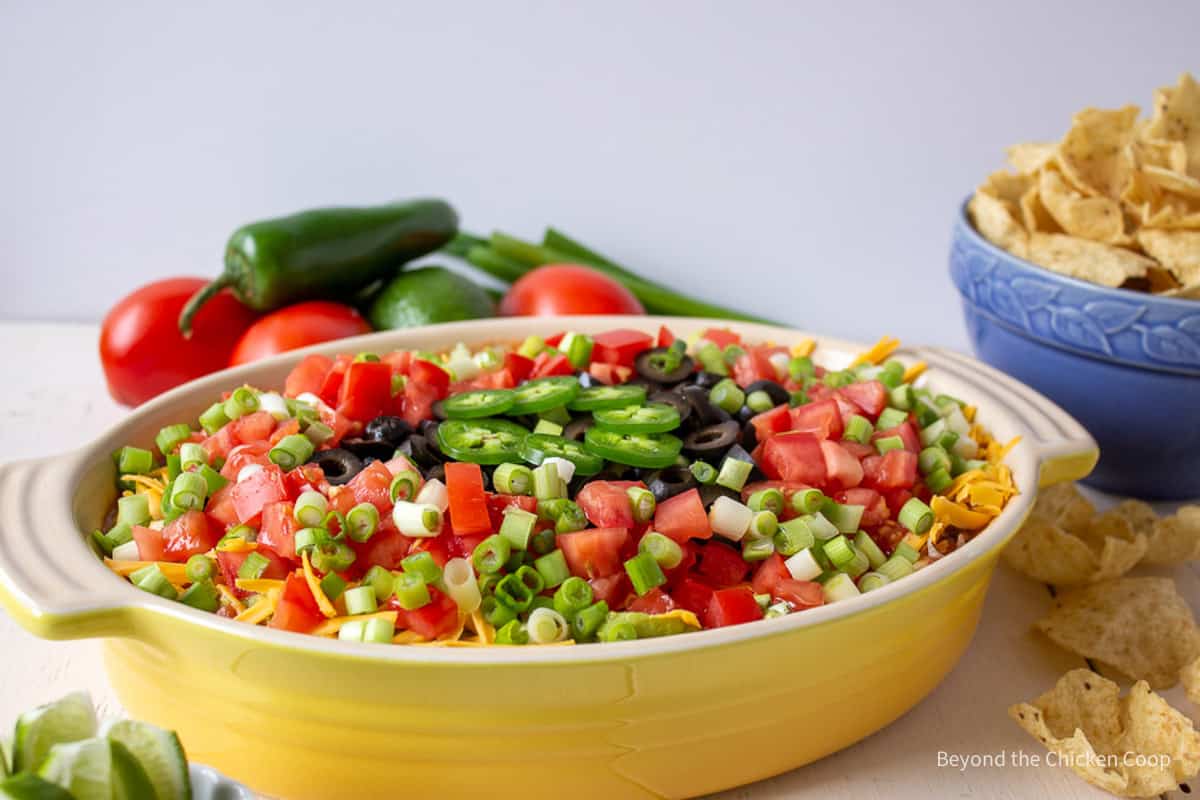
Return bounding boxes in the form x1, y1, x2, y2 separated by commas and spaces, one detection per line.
0, 316, 1097, 799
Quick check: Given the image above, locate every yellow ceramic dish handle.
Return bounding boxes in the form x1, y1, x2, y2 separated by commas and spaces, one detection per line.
0, 455, 135, 639
906, 346, 1099, 487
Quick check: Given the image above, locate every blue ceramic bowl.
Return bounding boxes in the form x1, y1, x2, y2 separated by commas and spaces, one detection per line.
949, 201, 1200, 500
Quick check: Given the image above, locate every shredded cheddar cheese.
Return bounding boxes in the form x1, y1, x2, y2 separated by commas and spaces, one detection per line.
849, 336, 900, 368
217, 584, 246, 615
901, 360, 927, 383
104, 559, 189, 585
235, 578, 286, 594
216, 538, 258, 554
302, 552, 338, 618
790, 338, 816, 358
234, 589, 280, 625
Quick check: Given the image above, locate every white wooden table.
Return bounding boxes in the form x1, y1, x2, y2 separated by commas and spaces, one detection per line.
1, 321, 1195, 800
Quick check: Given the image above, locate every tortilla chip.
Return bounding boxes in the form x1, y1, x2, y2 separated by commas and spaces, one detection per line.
1019, 184, 1063, 234
1146, 267, 1185, 294
1027, 233, 1154, 286
1007, 141, 1057, 174
1132, 137, 1189, 175
1035, 483, 1096, 531
1039, 169, 1128, 243
1076, 511, 1148, 582
1142, 165, 1200, 199
1003, 516, 1100, 585
979, 170, 1033, 206
1136, 229, 1200, 288
969, 190, 1028, 257
1011, 669, 1200, 797
1035, 577, 1200, 689
1145, 73, 1200, 181
1182, 655, 1200, 706
1143, 505, 1200, 565
1107, 499, 1159, 533
1057, 106, 1140, 199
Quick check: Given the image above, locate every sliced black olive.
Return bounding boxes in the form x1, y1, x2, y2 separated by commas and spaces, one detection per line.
699, 484, 740, 507
681, 385, 732, 427
741, 420, 759, 454
634, 347, 695, 385
419, 419, 441, 440
396, 434, 444, 468
682, 421, 739, 458
339, 437, 396, 462
725, 442, 756, 464
364, 415, 413, 446
423, 463, 446, 483
744, 379, 791, 407
690, 370, 725, 389
562, 417, 595, 442
622, 377, 661, 394
735, 406, 757, 425
645, 464, 698, 502
648, 390, 692, 426
307, 448, 364, 486
576, 371, 603, 389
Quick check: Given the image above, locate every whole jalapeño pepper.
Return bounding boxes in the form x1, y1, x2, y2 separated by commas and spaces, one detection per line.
179, 198, 458, 334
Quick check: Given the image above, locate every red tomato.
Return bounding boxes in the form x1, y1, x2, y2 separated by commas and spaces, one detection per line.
504, 352, 535, 383
671, 578, 714, 617
219, 441, 271, 481
270, 573, 324, 633
229, 464, 288, 525
216, 547, 289, 587
750, 553, 790, 596
161, 510, 219, 562
748, 404, 791, 442
348, 525, 412, 574
444, 463, 492, 535
882, 488, 915, 517
588, 573, 631, 608
399, 379, 440, 428
838, 381, 887, 420
840, 441, 877, 461
100, 277, 258, 406
696, 541, 749, 587
820, 440, 865, 491
485, 493, 538, 530
345, 461, 395, 514
592, 329, 655, 367
759, 434, 827, 485
268, 419, 301, 447
557, 527, 630, 579
317, 355, 351, 407
835, 487, 890, 528
862, 449, 918, 491
774, 579, 824, 609
653, 488, 712, 543
284, 354, 333, 398
789, 399, 844, 441
530, 352, 573, 378
576, 481, 640, 529
732, 349, 777, 388
874, 421, 921, 453
283, 464, 330, 498
335, 361, 393, 422
258, 501, 300, 562
381, 350, 412, 375
586, 362, 633, 385
700, 328, 741, 349
206, 485, 239, 529
499, 265, 645, 316
229, 302, 371, 365
544, 332, 566, 348
132, 525, 165, 562
409, 359, 450, 399
656, 325, 676, 348
627, 587, 675, 614
393, 585, 459, 639
706, 586, 763, 628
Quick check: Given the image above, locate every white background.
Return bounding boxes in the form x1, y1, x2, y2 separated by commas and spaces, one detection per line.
2, 0, 1198, 349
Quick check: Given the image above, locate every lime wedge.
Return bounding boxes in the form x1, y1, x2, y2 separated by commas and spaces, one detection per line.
0, 773, 74, 800
1, 736, 8, 778
35, 738, 112, 800
11, 693, 97, 773
110, 740, 157, 800
104, 720, 190, 800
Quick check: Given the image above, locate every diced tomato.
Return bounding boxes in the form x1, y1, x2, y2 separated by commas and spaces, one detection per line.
161, 510, 219, 562
199, 426, 236, 461
229, 411, 276, 446
587, 362, 633, 385
759, 433, 827, 485
837, 380, 887, 420
394, 585, 460, 639
544, 332, 566, 348
337, 361, 393, 422
220, 441, 271, 481
835, 487, 890, 528
407, 529, 455, 566
409, 359, 451, 399
317, 355, 352, 407
268, 418, 301, 447
576, 481, 640, 529
348, 523, 412, 574
671, 578, 714, 617
661, 540, 698, 586
485, 493, 538, 530
216, 546, 289, 587
283, 463, 329, 498
230, 464, 288, 525
789, 399, 844, 441
706, 586, 763, 628
750, 553, 790, 596
700, 328, 741, 349
381, 350, 413, 376
504, 352, 535, 384
881, 488, 915, 517
206, 484, 239, 529
732, 349, 777, 388
696, 541, 749, 587
558, 527, 629, 579
820, 440, 864, 491
588, 573, 630, 608
862, 449, 918, 491
316, 404, 356, 445
840, 441, 877, 461
749, 404, 791, 442
774, 579, 824, 609
284, 354, 333, 398
466, 368, 516, 391
131, 525, 165, 562
399, 379, 440, 427
344, 461, 395, 514
656, 325, 676, 348
873, 421, 921, 453
258, 501, 300, 561
444, 462, 491, 535
530, 352, 573, 378
592, 329, 654, 367
270, 573, 325, 633
653, 488, 712, 543
627, 587, 675, 614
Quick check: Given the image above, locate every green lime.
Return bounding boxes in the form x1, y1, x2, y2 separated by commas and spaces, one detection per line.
37, 738, 155, 800
1, 736, 8, 778
367, 266, 494, 330
104, 720, 190, 800
11, 693, 96, 773
110, 740, 157, 800
0, 773, 74, 800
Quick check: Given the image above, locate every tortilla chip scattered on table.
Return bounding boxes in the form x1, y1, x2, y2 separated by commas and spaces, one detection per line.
1010, 669, 1200, 797
1034, 577, 1200, 689
1182, 655, 1200, 706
